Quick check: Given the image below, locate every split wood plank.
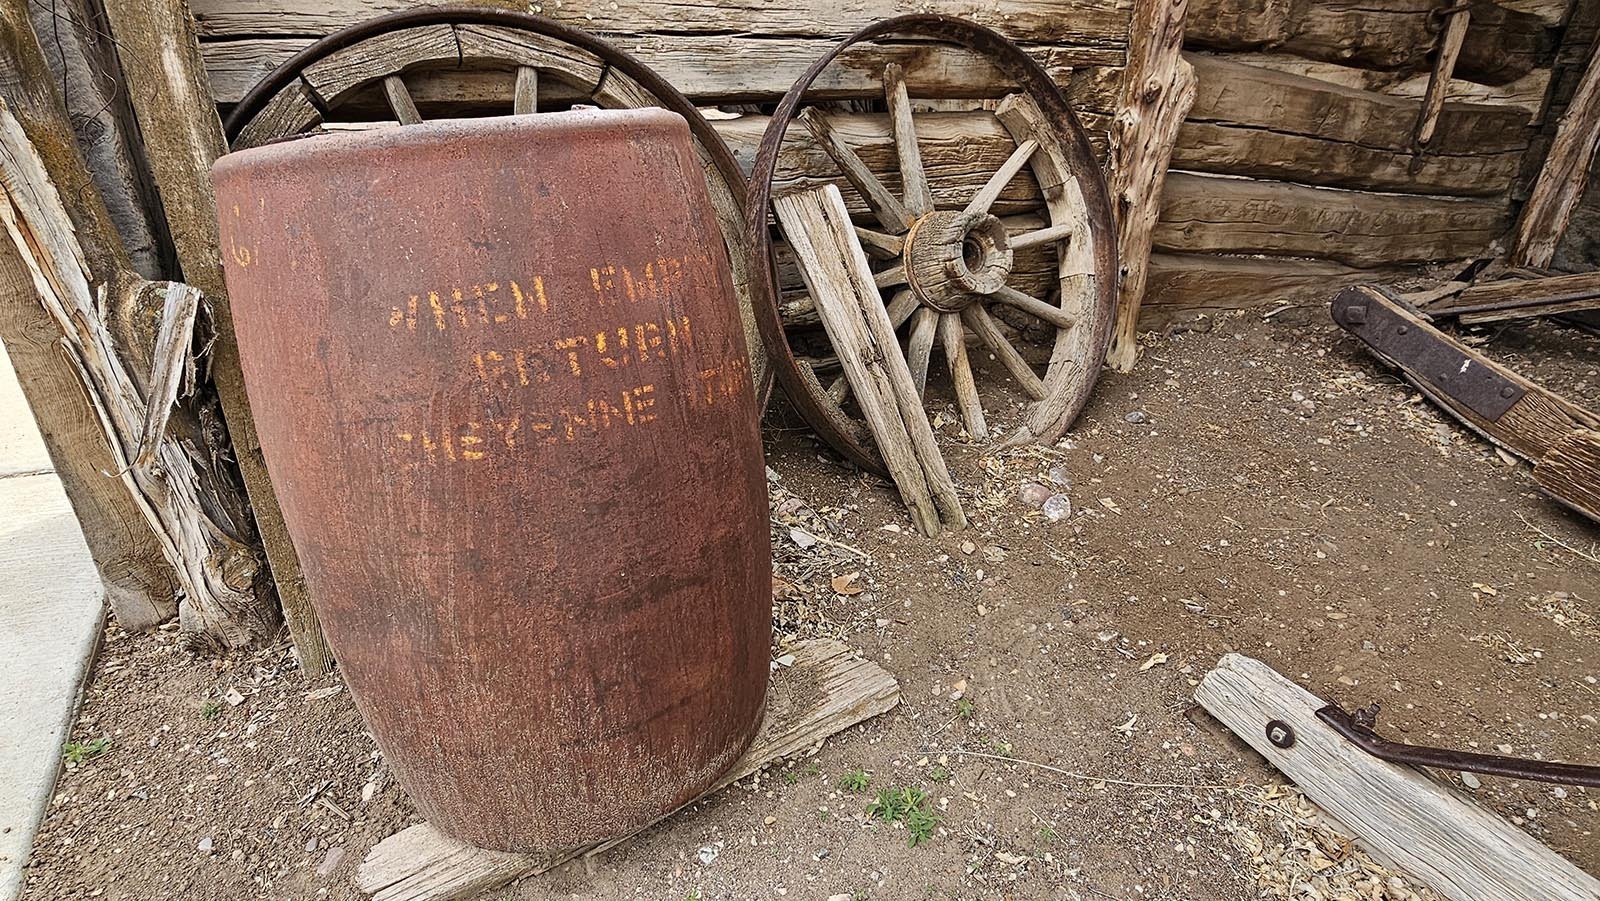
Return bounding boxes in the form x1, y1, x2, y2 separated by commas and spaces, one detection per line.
774, 186, 965, 535
102, 0, 332, 671
356, 638, 901, 901
1197, 653, 1600, 901
1513, 37, 1600, 268
1223, 51, 1552, 120
1105, 0, 1196, 372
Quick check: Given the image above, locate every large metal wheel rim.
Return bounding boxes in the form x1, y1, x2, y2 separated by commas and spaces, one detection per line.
743, 14, 1119, 476
222, 4, 774, 409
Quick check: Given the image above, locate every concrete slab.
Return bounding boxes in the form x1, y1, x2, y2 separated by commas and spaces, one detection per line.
0, 343, 105, 901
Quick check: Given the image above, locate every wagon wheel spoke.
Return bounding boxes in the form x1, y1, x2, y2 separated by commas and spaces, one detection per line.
965, 139, 1038, 216
798, 107, 914, 235
513, 66, 539, 114
382, 74, 422, 124
874, 262, 907, 290
883, 63, 933, 218
885, 289, 918, 329
938, 312, 987, 439
961, 304, 1045, 400
990, 284, 1076, 331
1008, 222, 1075, 250
906, 307, 939, 396
855, 226, 904, 260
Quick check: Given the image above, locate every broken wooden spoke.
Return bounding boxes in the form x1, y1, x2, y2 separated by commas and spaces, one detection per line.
798, 107, 913, 234
990, 284, 1074, 330
964, 138, 1038, 217
939, 312, 987, 439
825, 374, 851, 405
961, 304, 1045, 401
882, 62, 933, 218
906, 307, 938, 396
1008, 221, 1075, 251
513, 66, 539, 115
382, 74, 422, 125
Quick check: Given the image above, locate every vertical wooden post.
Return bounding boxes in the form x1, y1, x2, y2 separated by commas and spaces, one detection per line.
1513, 36, 1600, 268
0, 230, 180, 630
99, 0, 333, 674
1105, 0, 1196, 372
1, 1, 277, 650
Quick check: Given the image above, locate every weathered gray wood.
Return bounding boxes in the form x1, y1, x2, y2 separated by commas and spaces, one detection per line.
1197, 653, 1600, 901
1223, 52, 1551, 119
1178, 54, 1530, 198
906, 307, 938, 395
939, 311, 986, 439
1513, 39, 1600, 268
1534, 429, 1600, 523
512, 66, 537, 115
962, 304, 1045, 400
1434, 271, 1600, 325
1184, 0, 1550, 86
1155, 173, 1512, 266
993, 92, 1107, 449
189, 0, 1133, 51
882, 62, 932, 219
1141, 253, 1422, 321
1106, 0, 1195, 372
381, 74, 421, 124
965, 139, 1038, 217
2, 3, 278, 650
102, 0, 331, 669
356, 638, 902, 901
776, 186, 964, 534
799, 108, 913, 235
0, 219, 178, 630
1414, 8, 1470, 147
200, 31, 1118, 108
27, 0, 166, 278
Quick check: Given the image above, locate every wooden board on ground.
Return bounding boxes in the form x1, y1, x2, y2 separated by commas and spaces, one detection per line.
357, 638, 901, 901
1333, 284, 1600, 522
1197, 653, 1600, 901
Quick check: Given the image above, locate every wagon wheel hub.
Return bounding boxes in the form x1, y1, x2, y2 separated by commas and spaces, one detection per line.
904, 210, 1013, 313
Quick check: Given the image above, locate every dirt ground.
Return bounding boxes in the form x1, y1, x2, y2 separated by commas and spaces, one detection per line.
20, 310, 1600, 901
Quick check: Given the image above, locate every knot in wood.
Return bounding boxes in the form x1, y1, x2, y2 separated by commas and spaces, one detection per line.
904, 210, 1013, 313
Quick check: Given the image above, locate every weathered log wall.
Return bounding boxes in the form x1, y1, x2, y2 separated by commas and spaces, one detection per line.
187, 0, 1571, 323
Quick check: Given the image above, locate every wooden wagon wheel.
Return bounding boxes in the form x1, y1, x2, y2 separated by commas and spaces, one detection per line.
222, 6, 772, 406
745, 16, 1119, 476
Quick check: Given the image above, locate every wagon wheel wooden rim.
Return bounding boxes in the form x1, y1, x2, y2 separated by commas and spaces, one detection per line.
221, 5, 773, 408
745, 15, 1119, 477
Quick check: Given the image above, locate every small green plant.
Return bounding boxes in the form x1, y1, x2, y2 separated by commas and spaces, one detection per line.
928, 765, 951, 783
200, 700, 223, 720
955, 698, 975, 719
838, 768, 871, 793
63, 737, 111, 765
1036, 824, 1059, 845
783, 761, 819, 785
866, 785, 939, 847
684, 890, 702, 901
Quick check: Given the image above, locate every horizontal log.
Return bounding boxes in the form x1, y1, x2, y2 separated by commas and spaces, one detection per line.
1155, 173, 1512, 266
189, 0, 1134, 48
1220, 53, 1552, 120
1184, 0, 1554, 86
1141, 253, 1424, 321
1178, 55, 1529, 196
203, 34, 1122, 108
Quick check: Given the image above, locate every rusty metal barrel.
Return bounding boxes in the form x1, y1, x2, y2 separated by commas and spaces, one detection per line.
211, 109, 771, 851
